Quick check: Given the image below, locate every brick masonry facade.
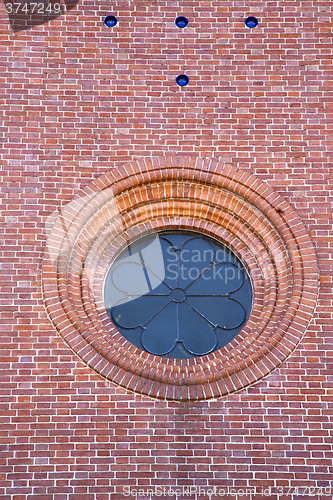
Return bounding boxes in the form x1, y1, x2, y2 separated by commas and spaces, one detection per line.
1, 0, 332, 499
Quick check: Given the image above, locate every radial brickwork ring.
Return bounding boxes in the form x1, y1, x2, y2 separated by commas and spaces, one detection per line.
42, 155, 319, 401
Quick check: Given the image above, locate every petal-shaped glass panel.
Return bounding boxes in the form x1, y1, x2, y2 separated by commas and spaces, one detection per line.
111, 295, 170, 329
141, 302, 178, 355
108, 233, 169, 298
178, 237, 215, 290
179, 303, 217, 355
151, 237, 179, 290
112, 262, 152, 296
213, 246, 239, 265
139, 234, 167, 285
215, 326, 243, 348
187, 296, 245, 329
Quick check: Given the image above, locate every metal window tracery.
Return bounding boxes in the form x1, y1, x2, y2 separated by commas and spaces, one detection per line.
104, 231, 253, 359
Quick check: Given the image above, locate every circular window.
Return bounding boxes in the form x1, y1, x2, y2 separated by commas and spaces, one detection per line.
104, 231, 252, 359
175, 16, 189, 28
103, 15, 118, 27
176, 74, 189, 86
245, 16, 258, 28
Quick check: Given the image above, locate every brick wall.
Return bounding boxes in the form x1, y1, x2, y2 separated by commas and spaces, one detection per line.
1, 0, 332, 499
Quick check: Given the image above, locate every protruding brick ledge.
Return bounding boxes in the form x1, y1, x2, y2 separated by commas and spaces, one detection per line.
42, 155, 319, 401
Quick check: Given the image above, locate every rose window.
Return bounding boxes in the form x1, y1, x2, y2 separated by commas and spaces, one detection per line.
104, 231, 252, 358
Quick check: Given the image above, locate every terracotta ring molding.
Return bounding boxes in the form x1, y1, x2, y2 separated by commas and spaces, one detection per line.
42, 155, 319, 401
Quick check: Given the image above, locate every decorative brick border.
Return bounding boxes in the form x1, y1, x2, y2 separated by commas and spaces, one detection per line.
42, 155, 319, 401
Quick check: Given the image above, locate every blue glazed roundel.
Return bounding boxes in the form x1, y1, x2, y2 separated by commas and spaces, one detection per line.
104, 231, 253, 359
175, 16, 189, 28
245, 16, 258, 28
176, 74, 189, 86
104, 15, 118, 27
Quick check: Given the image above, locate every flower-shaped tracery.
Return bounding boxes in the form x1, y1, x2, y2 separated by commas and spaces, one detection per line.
104, 232, 252, 358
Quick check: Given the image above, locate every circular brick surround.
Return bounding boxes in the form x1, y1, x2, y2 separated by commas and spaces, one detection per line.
42, 155, 319, 401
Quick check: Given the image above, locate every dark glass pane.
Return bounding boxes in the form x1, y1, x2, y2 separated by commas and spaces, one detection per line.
229, 278, 252, 315
155, 237, 179, 289
179, 303, 217, 355
112, 262, 154, 295
178, 237, 215, 290
165, 342, 193, 359
213, 246, 239, 265
216, 326, 243, 348
142, 302, 178, 355
187, 297, 245, 330
186, 263, 244, 295
111, 295, 170, 329
121, 326, 145, 351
